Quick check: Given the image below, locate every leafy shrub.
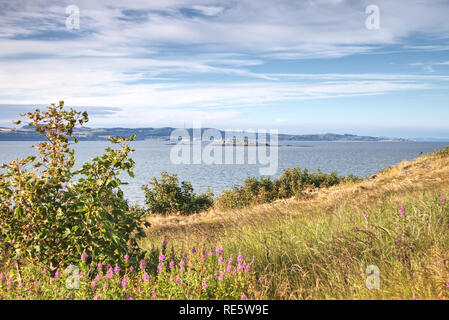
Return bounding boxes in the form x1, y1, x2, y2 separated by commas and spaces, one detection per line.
0, 102, 146, 270
215, 167, 361, 210
142, 172, 213, 215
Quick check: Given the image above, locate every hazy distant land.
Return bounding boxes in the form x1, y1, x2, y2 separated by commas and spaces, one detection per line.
0, 126, 410, 142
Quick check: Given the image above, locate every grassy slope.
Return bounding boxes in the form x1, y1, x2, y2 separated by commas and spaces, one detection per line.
142, 147, 449, 299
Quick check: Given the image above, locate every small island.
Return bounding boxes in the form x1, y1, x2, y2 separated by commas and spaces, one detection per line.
213, 140, 270, 146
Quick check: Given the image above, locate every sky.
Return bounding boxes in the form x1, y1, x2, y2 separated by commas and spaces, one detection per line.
0, 0, 449, 139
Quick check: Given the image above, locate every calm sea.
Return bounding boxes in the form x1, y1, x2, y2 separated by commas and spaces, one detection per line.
1, 140, 448, 205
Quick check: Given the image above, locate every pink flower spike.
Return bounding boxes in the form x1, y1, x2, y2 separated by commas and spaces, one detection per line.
139, 260, 147, 270
142, 272, 150, 282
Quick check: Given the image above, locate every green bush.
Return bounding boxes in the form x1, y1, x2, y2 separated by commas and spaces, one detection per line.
215, 167, 361, 210
142, 172, 213, 215
0, 102, 146, 270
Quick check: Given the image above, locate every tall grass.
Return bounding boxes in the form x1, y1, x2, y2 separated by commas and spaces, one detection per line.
142, 146, 449, 299
2, 146, 449, 300
143, 188, 449, 299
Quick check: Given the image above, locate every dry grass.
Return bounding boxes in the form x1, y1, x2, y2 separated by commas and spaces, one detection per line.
140, 147, 449, 299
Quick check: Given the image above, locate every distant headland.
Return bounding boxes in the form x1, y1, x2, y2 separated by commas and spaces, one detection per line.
0, 126, 410, 142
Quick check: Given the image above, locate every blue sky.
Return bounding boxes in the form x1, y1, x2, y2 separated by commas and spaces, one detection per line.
0, 0, 449, 139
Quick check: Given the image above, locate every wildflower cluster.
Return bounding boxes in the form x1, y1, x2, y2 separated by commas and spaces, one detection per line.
0, 242, 255, 300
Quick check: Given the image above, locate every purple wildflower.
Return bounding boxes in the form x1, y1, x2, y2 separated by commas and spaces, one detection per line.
114, 265, 120, 274
399, 207, 406, 216
97, 263, 103, 272
237, 254, 243, 263
124, 254, 129, 261
218, 274, 225, 281
159, 254, 165, 263
179, 260, 185, 268
202, 283, 208, 290
81, 252, 88, 262
139, 260, 147, 270
440, 198, 447, 205
241, 294, 247, 300
157, 264, 163, 273
91, 281, 97, 290
215, 246, 224, 254
121, 278, 128, 289
169, 260, 175, 269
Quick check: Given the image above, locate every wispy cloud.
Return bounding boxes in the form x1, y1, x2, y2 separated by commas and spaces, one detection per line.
0, 0, 449, 132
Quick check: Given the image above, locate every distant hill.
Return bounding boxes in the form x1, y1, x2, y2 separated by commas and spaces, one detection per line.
0, 126, 409, 142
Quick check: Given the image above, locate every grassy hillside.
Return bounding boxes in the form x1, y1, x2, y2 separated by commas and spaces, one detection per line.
142, 146, 449, 299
